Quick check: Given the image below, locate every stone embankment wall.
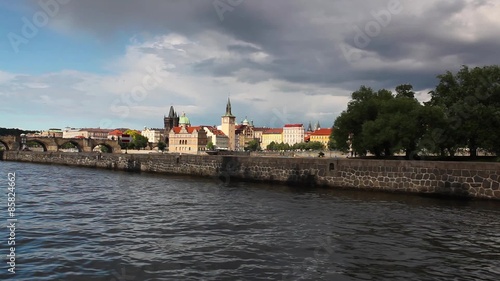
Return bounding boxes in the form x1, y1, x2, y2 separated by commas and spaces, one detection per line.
2, 151, 500, 200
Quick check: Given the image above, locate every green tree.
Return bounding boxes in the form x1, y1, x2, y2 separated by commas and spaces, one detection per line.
266, 141, 291, 151
120, 130, 141, 150
0, 127, 38, 136
307, 141, 325, 150
245, 139, 261, 151
61, 142, 77, 149
132, 134, 148, 150
418, 104, 455, 157
292, 142, 307, 150
293, 141, 324, 150
266, 141, 277, 150
395, 84, 415, 98
124, 129, 140, 138
360, 89, 432, 158
206, 141, 215, 150
277, 142, 291, 151
157, 141, 166, 152
333, 84, 436, 158
327, 128, 336, 150
332, 86, 392, 156
428, 65, 500, 157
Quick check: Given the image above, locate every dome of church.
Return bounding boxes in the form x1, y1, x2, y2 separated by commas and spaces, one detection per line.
179, 112, 191, 126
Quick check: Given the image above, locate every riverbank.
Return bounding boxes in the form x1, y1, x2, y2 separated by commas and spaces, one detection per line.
2, 151, 499, 200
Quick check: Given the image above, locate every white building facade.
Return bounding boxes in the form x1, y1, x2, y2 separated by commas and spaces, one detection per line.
141, 127, 162, 143
203, 126, 229, 150
283, 124, 305, 145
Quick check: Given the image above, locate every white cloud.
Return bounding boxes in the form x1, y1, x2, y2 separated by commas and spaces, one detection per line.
25, 83, 50, 89
0, 71, 16, 85
0, 30, 350, 129
4, 0, 500, 129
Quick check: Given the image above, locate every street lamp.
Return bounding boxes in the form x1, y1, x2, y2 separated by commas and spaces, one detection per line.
20, 134, 27, 151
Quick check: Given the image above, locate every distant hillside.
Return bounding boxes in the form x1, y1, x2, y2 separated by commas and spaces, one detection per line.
0, 127, 39, 136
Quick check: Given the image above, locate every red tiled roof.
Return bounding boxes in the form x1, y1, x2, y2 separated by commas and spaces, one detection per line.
202, 126, 226, 136
108, 129, 123, 136
284, 124, 303, 128
171, 126, 202, 134
263, 128, 283, 134
310, 128, 332, 136
213, 130, 226, 136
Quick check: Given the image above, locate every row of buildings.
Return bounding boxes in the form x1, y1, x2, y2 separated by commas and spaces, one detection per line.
30, 99, 332, 154
164, 99, 333, 154
26, 127, 162, 143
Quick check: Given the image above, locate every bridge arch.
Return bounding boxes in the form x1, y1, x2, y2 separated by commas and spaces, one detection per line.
92, 143, 114, 153
58, 140, 82, 152
26, 139, 47, 152
0, 140, 9, 150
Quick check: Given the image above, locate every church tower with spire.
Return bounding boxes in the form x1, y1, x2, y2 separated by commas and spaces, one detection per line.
164, 106, 179, 142
221, 98, 236, 150
314, 121, 321, 131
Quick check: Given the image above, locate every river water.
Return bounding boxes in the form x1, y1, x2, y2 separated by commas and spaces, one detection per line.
0, 161, 499, 281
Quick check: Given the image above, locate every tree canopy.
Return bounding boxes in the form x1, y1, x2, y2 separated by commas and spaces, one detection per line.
206, 141, 215, 150
119, 131, 148, 150
0, 127, 38, 136
266, 141, 325, 151
245, 139, 261, 151
157, 141, 166, 152
332, 65, 500, 158
427, 65, 500, 156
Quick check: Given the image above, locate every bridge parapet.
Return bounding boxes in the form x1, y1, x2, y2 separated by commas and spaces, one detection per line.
0, 136, 121, 153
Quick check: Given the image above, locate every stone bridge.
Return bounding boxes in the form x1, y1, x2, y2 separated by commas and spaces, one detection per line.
0, 136, 122, 153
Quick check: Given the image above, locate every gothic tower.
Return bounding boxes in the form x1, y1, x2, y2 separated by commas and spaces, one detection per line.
307, 121, 313, 132
314, 121, 321, 131
221, 98, 236, 150
164, 106, 179, 142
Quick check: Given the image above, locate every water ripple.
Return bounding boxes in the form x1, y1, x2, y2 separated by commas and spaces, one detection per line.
1, 162, 499, 280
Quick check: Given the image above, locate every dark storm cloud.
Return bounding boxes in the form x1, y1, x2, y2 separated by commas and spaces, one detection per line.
26, 0, 500, 93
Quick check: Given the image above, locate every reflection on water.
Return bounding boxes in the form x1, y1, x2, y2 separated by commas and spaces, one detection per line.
0, 162, 499, 280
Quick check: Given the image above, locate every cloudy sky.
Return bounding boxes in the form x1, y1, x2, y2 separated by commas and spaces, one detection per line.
1, 0, 499, 130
